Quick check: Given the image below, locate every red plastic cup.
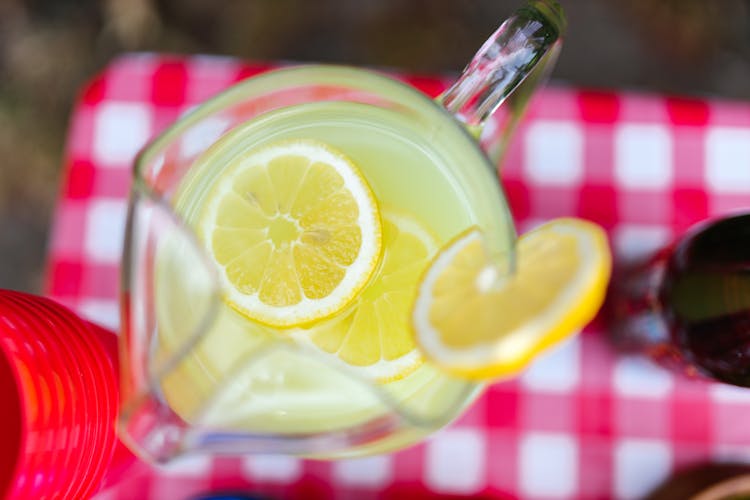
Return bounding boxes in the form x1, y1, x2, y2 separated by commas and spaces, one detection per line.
7, 292, 113, 498
0, 296, 62, 498
0, 290, 122, 499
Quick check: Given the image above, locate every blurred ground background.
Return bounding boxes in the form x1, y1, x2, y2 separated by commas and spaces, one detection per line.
1, 0, 749, 293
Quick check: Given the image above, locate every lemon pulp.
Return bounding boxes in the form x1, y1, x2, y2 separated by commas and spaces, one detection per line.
293, 209, 438, 382
199, 139, 382, 327
413, 218, 612, 380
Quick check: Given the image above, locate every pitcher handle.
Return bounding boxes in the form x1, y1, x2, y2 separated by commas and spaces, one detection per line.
437, 0, 565, 136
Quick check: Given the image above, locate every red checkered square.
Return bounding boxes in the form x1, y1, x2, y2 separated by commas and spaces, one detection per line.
577, 90, 621, 124
486, 383, 521, 429
151, 60, 189, 106
670, 391, 713, 443
80, 72, 108, 105
401, 75, 450, 98
577, 392, 615, 437
502, 179, 531, 222
64, 159, 97, 199
672, 188, 710, 230
47, 260, 84, 297
577, 184, 619, 229
666, 97, 711, 127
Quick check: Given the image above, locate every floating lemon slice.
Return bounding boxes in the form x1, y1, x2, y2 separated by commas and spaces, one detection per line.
412, 217, 611, 380
294, 209, 438, 383
199, 139, 382, 327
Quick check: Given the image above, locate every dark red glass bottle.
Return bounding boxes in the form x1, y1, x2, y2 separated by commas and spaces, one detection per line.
660, 213, 750, 386
610, 213, 750, 387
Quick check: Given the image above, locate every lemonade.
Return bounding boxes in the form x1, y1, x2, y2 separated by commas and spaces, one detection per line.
151, 67, 514, 456
119, 3, 611, 462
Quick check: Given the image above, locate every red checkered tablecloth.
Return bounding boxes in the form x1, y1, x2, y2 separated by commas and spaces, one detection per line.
46, 54, 750, 500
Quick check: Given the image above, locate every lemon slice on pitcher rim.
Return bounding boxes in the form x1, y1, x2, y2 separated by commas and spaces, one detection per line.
412, 217, 612, 380
199, 139, 382, 327
293, 209, 438, 383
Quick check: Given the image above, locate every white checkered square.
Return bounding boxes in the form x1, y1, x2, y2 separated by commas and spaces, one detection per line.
614, 124, 672, 189
241, 455, 302, 482
710, 383, 750, 403
425, 428, 486, 494
712, 444, 750, 463
93, 102, 152, 166
521, 336, 580, 393
179, 117, 230, 159
158, 454, 213, 476
78, 298, 120, 331
333, 456, 392, 488
705, 127, 750, 192
85, 199, 128, 263
524, 120, 584, 186
520, 432, 578, 498
613, 357, 674, 398
612, 223, 672, 261
614, 439, 672, 500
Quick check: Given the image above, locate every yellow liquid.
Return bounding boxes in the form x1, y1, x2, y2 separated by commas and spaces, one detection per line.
154, 89, 513, 456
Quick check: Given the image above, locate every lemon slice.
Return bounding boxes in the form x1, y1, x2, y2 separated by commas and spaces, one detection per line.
413, 217, 611, 380
294, 209, 438, 382
199, 139, 382, 327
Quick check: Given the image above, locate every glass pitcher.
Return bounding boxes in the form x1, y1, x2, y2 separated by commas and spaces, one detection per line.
119, 0, 566, 463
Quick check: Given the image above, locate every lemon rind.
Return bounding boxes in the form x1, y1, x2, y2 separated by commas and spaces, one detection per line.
201, 139, 383, 327
412, 218, 612, 381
